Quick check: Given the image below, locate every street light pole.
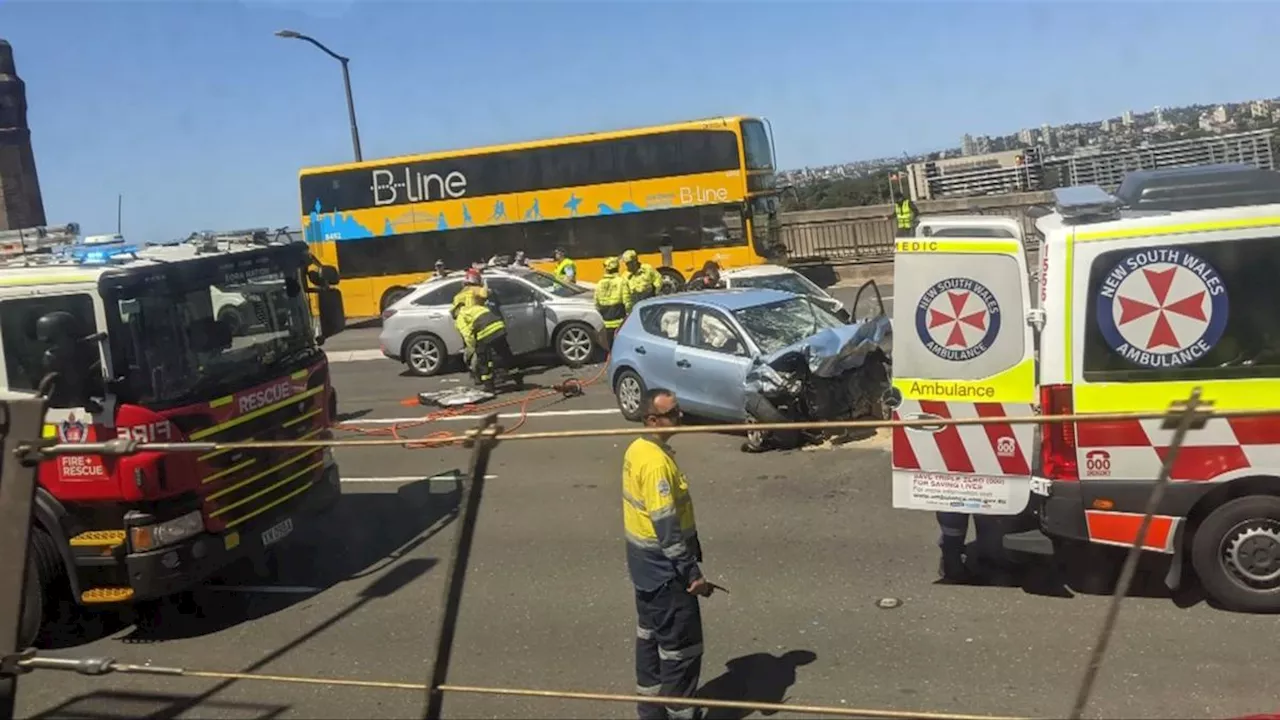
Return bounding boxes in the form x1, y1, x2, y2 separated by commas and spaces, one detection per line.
275, 29, 363, 162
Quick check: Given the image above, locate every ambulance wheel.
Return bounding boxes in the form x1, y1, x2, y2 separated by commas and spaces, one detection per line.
614, 369, 646, 422
20, 528, 64, 649
403, 333, 447, 376
1191, 494, 1280, 613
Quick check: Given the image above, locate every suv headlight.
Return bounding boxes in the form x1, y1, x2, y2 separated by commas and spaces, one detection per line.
129, 510, 204, 552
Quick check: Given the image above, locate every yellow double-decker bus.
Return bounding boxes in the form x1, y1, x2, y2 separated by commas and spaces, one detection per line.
298, 116, 784, 316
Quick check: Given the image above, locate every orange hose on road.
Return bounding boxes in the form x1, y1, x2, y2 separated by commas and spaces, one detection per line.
333, 358, 610, 449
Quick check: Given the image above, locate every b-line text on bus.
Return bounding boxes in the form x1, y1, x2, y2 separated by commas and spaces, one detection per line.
372, 168, 468, 206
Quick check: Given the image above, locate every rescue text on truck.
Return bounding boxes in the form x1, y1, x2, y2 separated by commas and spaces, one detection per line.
10, 232, 344, 647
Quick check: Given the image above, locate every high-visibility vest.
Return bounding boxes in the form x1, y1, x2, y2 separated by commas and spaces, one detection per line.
593, 272, 631, 328
896, 199, 915, 230
456, 303, 505, 347
625, 264, 662, 302
554, 257, 577, 282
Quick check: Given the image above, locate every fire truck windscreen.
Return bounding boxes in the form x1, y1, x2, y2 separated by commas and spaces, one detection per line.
105, 248, 317, 407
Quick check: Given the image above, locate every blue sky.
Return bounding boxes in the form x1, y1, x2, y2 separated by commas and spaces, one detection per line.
2, 0, 1278, 241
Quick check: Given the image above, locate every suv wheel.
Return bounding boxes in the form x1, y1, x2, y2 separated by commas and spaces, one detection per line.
404, 334, 446, 376
554, 322, 596, 367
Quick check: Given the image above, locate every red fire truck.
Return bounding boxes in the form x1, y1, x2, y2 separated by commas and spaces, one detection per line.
2, 227, 343, 646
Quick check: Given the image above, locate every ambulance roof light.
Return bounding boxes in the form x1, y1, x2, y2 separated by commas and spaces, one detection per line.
1052, 185, 1124, 225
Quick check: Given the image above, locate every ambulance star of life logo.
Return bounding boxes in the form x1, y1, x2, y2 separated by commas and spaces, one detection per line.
1096, 247, 1230, 370
914, 277, 1002, 362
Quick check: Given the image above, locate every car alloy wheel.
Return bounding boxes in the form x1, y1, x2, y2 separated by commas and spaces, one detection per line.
617, 375, 642, 416
558, 326, 594, 364
408, 338, 443, 375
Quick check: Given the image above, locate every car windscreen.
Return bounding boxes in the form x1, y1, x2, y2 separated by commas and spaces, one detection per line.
518, 269, 587, 297
732, 272, 824, 298
733, 296, 845, 355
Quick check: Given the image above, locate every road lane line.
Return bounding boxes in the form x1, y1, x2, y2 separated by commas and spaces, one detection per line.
340, 408, 620, 424
327, 349, 391, 363
204, 585, 322, 594
341, 475, 498, 483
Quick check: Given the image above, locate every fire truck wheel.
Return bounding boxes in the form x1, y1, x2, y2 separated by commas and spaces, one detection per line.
1191, 494, 1280, 613
20, 528, 63, 648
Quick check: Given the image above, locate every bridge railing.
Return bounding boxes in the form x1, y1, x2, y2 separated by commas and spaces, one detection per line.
778, 191, 1052, 265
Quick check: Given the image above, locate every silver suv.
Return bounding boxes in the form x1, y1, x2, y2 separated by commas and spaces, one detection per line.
378, 267, 605, 376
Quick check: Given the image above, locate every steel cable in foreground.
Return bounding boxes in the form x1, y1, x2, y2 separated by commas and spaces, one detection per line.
28, 403, 1266, 457
7, 653, 1030, 720
0, 388, 1240, 719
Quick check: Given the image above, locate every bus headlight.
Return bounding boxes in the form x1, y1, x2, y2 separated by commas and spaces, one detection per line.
129, 510, 204, 552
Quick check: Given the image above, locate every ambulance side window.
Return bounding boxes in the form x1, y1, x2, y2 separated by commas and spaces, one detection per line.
894, 254, 1025, 380
1083, 235, 1280, 382
0, 294, 101, 407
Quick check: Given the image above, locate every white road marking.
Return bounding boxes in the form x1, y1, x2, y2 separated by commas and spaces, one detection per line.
204, 585, 322, 594
341, 408, 620, 424
327, 349, 390, 363
341, 474, 498, 483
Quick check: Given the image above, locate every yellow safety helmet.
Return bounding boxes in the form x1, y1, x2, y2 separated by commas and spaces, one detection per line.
621, 249, 638, 263
603, 256, 620, 272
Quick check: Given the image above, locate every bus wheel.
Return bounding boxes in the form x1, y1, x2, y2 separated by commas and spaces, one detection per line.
1192, 494, 1280, 612
657, 268, 685, 294
380, 287, 410, 314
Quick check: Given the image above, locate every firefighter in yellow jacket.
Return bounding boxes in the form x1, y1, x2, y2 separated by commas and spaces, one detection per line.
453, 269, 484, 378
453, 286, 516, 392
594, 256, 631, 350
622, 249, 664, 303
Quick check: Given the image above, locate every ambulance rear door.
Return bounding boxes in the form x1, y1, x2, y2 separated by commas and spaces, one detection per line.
890, 234, 1038, 514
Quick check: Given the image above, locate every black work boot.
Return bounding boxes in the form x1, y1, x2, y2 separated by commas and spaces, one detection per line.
938, 549, 971, 584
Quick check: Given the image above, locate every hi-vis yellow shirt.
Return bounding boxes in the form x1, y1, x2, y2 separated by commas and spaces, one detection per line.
622, 436, 702, 591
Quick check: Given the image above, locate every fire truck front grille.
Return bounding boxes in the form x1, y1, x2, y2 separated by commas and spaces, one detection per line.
196, 387, 326, 531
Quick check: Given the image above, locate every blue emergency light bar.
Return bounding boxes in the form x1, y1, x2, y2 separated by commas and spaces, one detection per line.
58, 243, 140, 264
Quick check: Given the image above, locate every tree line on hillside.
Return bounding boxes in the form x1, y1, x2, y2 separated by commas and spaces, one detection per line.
780, 170, 905, 212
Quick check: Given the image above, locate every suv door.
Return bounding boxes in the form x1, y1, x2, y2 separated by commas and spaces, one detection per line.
672, 307, 753, 420
890, 234, 1037, 515
487, 278, 548, 355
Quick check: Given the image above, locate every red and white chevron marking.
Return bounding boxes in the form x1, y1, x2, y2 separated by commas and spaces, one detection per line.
1075, 414, 1280, 483
892, 399, 1036, 477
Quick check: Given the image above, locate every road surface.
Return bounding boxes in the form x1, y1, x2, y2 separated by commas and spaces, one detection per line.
14, 294, 1280, 720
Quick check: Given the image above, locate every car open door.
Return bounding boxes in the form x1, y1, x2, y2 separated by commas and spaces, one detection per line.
488, 278, 549, 356
889, 233, 1037, 515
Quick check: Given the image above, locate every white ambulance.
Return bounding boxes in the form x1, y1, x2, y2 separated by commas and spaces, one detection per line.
891, 165, 1280, 612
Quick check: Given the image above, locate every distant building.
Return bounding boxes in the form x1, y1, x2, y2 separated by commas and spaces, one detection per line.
905, 148, 1043, 201
1017, 128, 1036, 146
0, 38, 45, 230
960, 134, 976, 156
1252, 100, 1272, 119
1212, 105, 1229, 124
1042, 128, 1275, 189
1101, 119, 1112, 133
1154, 106, 1165, 124
1040, 123, 1054, 149
1122, 110, 1134, 126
